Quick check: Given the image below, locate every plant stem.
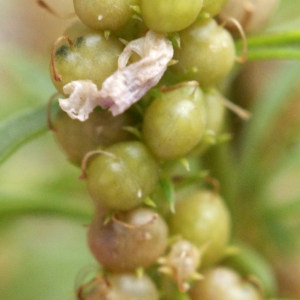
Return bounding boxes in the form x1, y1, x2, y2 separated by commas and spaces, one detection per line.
235, 30, 300, 60
246, 47, 300, 61
244, 31, 300, 47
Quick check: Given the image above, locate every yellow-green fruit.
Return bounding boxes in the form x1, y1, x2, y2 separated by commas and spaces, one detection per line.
73, 0, 140, 31
191, 90, 226, 155
172, 19, 235, 88
84, 273, 159, 300
169, 190, 231, 267
142, 84, 206, 160
189, 267, 264, 300
140, 0, 203, 33
63, 20, 98, 39
53, 108, 136, 165
51, 32, 123, 95
202, 0, 228, 17
203, 90, 226, 134
87, 141, 159, 210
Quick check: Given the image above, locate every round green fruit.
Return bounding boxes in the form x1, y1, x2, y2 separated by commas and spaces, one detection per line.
73, 0, 140, 31
83, 273, 159, 300
190, 89, 226, 155
87, 141, 159, 210
140, 0, 203, 33
51, 32, 123, 95
172, 19, 236, 88
142, 83, 206, 160
202, 0, 228, 17
53, 108, 136, 164
189, 267, 264, 300
63, 20, 97, 40
168, 189, 231, 267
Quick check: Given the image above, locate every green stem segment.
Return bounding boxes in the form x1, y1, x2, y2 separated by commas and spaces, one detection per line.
246, 47, 300, 61
235, 30, 300, 60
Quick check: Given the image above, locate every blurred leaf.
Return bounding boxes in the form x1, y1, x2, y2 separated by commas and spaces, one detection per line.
0, 193, 92, 223
237, 61, 300, 191
0, 47, 53, 102
263, 212, 297, 253
0, 216, 94, 300
0, 46, 55, 119
267, 0, 300, 32
0, 102, 58, 165
266, 198, 300, 220
273, 143, 300, 174
223, 240, 277, 297
159, 177, 175, 213
174, 171, 209, 190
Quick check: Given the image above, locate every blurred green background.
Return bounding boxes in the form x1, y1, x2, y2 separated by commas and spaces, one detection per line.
0, 1, 96, 299
1, 1, 300, 299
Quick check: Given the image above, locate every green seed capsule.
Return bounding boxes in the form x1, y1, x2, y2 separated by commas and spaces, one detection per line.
172, 19, 236, 88
191, 89, 226, 155
88, 207, 168, 272
189, 267, 264, 300
73, 0, 140, 31
87, 141, 159, 210
201, 0, 228, 17
83, 273, 159, 300
51, 32, 123, 95
63, 20, 98, 40
115, 16, 146, 41
140, 0, 203, 33
223, 241, 277, 297
53, 108, 136, 165
203, 90, 226, 134
142, 84, 206, 160
168, 190, 231, 267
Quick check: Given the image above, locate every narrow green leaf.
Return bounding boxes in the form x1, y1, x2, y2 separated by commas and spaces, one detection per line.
174, 171, 209, 191
0, 102, 58, 165
223, 241, 277, 297
0, 194, 92, 223
123, 126, 142, 139
159, 177, 176, 213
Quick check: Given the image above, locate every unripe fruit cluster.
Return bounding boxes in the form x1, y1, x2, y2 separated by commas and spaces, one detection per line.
48, 0, 270, 299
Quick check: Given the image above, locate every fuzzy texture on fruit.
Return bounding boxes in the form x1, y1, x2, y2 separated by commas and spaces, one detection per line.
58, 30, 173, 121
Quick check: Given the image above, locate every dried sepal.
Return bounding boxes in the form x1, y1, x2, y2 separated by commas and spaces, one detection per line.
158, 240, 205, 292
58, 80, 99, 121
58, 30, 174, 121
